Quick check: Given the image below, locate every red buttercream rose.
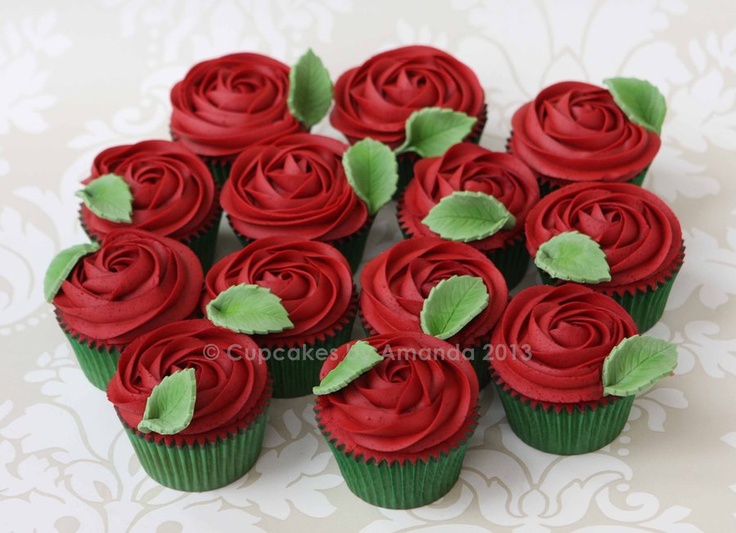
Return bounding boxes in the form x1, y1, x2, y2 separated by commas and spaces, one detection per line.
107, 319, 270, 445
510, 81, 661, 184
220, 133, 368, 242
491, 284, 638, 404
80, 140, 217, 241
525, 182, 683, 291
202, 237, 354, 344
398, 143, 539, 253
53, 229, 203, 346
330, 45, 486, 148
314, 332, 478, 462
360, 237, 508, 347
170, 53, 304, 159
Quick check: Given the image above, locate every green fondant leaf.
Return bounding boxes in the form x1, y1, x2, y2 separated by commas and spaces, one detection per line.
44, 242, 100, 302
420, 275, 489, 340
422, 191, 516, 242
604, 77, 667, 135
206, 284, 293, 335
138, 368, 197, 435
288, 48, 333, 128
343, 137, 398, 215
395, 107, 477, 157
312, 340, 383, 395
534, 231, 611, 283
602, 335, 678, 397
75, 173, 133, 223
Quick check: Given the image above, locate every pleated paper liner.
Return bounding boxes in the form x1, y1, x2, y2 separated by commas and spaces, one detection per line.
358, 310, 490, 390
61, 328, 120, 391
536, 251, 683, 333
492, 375, 634, 455
538, 167, 649, 197
392, 104, 488, 200
206, 159, 231, 187
119, 405, 269, 491
228, 216, 374, 274
257, 297, 358, 398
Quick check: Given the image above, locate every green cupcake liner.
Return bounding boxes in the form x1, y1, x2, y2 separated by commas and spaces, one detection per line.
482, 237, 530, 290
122, 408, 269, 491
207, 160, 231, 187
263, 310, 357, 398
537, 267, 680, 333
326, 438, 469, 509
184, 218, 219, 272
538, 167, 649, 197
394, 152, 421, 199
63, 330, 120, 391
493, 379, 634, 455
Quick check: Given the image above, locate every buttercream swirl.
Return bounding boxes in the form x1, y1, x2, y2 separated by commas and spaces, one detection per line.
80, 140, 217, 241
490, 284, 638, 403
399, 143, 539, 252
360, 237, 508, 347
315, 332, 478, 461
510, 81, 661, 183
107, 319, 269, 445
525, 182, 683, 290
220, 133, 368, 241
330, 45, 486, 148
170, 53, 304, 158
53, 229, 203, 346
202, 237, 354, 344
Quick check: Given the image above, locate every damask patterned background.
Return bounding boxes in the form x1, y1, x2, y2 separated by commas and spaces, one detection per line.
2, 1, 735, 531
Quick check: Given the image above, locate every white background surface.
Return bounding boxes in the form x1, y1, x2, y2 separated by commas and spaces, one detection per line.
2, 1, 735, 531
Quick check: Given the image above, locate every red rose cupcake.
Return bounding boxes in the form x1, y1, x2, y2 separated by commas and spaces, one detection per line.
524, 182, 684, 332
360, 237, 508, 388
314, 332, 479, 508
220, 133, 371, 271
490, 284, 638, 454
330, 45, 487, 194
108, 319, 271, 491
170, 52, 306, 185
510, 81, 662, 194
78, 140, 220, 269
397, 143, 540, 288
48, 229, 203, 390
202, 237, 357, 397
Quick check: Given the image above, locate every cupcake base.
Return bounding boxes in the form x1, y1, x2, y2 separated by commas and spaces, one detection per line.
493, 378, 634, 455
121, 407, 269, 491
63, 329, 120, 391
326, 439, 469, 509
184, 218, 220, 272
206, 159, 231, 187
538, 167, 649, 197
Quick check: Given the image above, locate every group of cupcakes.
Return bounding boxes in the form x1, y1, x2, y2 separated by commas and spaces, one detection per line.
44, 45, 682, 508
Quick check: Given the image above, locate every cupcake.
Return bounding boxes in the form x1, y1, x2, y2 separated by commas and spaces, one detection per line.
107, 319, 271, 491
524, 182, 684, 332
170, 52, 307, 185
330, 45, 487, 194
314, 332, 479, 508
220, 133, 372, 271
78, 140, 220, 269
509, 79, 664, 194
359, 237, 508, 388
201, 237, 357, 398
46, 229, 203, 390
397, 143, 540, 289
490, 284, 639, 454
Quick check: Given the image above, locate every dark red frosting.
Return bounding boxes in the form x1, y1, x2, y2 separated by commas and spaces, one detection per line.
330, 45, 486, 149
220, 133, 368, 241
314, 332, 478, 462
510, 81, 661, 183
398, 143, 539, 252
202, 237, 354, 345
170, 53, 304, 159
490, 284, 638, 404
53, 229, 203, 346
525, 182, 683, 292
80, 140, 217, 241
107, 319, 270, 445
360, 237, 508, 347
